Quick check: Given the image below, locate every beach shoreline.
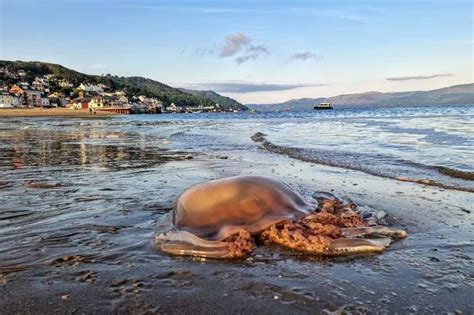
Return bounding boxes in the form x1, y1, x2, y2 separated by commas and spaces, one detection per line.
0, 108, 119, 117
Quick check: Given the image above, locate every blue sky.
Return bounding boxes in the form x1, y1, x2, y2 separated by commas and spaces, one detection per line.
1, 0, 472, 103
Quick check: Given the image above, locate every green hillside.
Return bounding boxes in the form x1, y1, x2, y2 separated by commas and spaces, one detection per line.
0, 60, 231, 109
181, 89, 248, 111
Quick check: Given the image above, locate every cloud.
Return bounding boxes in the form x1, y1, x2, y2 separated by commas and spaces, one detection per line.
291, 8, 368, 22
217, 33, 269, 64
235, 44, 270, 64
247, 44, 270, 55
219, 33, 252, 57
107, 3, 378, 22
235, 54, 259, 65
289, 52, 322, 62
187, 82, 325, 93
386, 73, 453, 81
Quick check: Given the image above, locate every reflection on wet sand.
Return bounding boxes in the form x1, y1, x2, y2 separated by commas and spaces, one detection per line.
0, 124, 193, 281
0, 128, 191, 170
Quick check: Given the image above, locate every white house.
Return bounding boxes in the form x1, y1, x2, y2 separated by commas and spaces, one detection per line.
165, 102, 178, 112
20, 82, 30, 90
0, 94, 21, 108
41, 97, 51, 107
89, 96, 112, 108
78, 83, 103, 93
58, 80, 73, 88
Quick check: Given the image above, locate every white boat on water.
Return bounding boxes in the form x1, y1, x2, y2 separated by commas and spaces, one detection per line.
314, 102, 333, 110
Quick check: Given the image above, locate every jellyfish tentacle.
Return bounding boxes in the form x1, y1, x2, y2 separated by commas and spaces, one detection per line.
156, 230, 254, 259
157, 231, 231, 258
260, 221, 394, 255
329, 237, 392, 254
341, 226, 408, 239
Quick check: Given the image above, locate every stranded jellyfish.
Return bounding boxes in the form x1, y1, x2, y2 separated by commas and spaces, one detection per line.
156, 176, 407, 258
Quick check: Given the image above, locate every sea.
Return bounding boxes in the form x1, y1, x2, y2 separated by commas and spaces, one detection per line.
125, 105, 474, 192
1, 105, 473, 191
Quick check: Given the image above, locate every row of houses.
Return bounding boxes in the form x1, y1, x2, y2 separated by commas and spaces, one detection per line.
68, 95, 131, 109
0, 69, 220, 113
1, 69, 163, 111
0, 88, 166, 112
0, 84, 69, 108
0, 67, 113, 108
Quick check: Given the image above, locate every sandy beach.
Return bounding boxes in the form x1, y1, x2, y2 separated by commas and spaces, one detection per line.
0, 108, 118, 117
0, 110, 472, 314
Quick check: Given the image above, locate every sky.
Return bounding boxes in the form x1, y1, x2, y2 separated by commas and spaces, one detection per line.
1, 0, 473, 104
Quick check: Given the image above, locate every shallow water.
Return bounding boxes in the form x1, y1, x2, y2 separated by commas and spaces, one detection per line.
121, 105, 474, 189
124, 106, 473, 189
0, 105, 473, 313
3, 106, 471, 185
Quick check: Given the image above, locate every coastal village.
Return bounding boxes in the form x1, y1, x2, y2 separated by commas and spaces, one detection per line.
0, 67, 226, 114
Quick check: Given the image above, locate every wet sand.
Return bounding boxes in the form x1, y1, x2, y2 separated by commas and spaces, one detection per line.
0, 120, 473, 314
0, 108, 118, 117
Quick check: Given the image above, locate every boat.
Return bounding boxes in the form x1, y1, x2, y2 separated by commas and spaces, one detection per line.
314, 102, 333, 110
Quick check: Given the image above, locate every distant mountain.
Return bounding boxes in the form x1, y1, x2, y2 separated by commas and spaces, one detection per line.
180, 89, 248, 111
0, 60, 232, 109
249, 97, 326, 112
248, 83, 474, 111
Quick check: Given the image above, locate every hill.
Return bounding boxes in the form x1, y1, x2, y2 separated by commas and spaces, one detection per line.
0, 60, 243, 110
180, 89, 248, 111
248, 83, 474, 111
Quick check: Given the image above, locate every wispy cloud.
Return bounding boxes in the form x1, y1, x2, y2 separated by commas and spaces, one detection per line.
386, 73, 453, 81
217, 33, 269, 64
109, 3, 379, 22
291, 8, 368, 22
235, 44, 270, 64
201, 8, 273, 14
219, 33, 252, 57
289, 52, 322, 62
187, 82, 324, 93
247, 44, 270, 55
235, 54, 259, 65
110, 4, 271, 13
